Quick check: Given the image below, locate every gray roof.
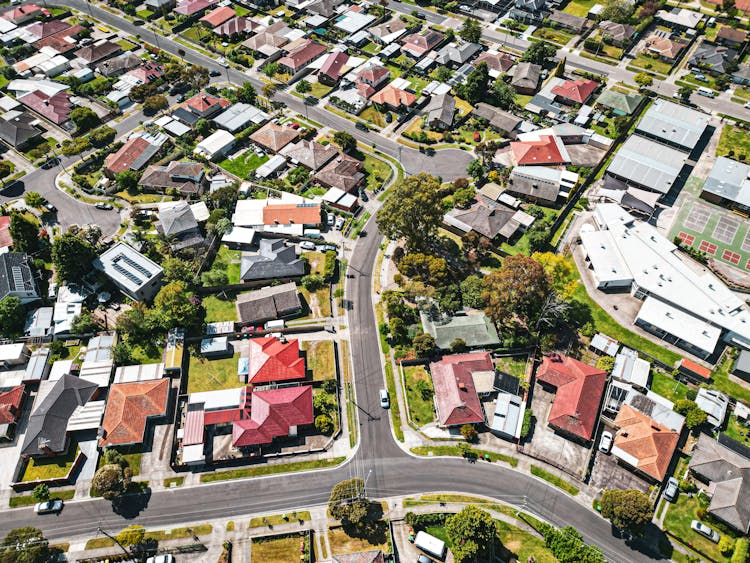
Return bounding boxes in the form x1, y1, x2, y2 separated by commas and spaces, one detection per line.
21, 374, 97, 456
240, 239, 305, 281
598, 20, 635, 42
94, 242, 163, 295
159, 201, 199, 237
235, 282, 301, 324
635, 99, 709, 151
0, 252, 37, 301
733, 64, 750, 82
472, 103, 522, 133
213, 103, 269, 133
507, 166, 562, 203
606, 135, 687, 194
734, 349, 750, 375
98, 52, 141, 77
448, 201, 517, 239
702, 157, 750, 207
511, 62, 541, 90
0, 111, 40, 147
420, 310, 501, 349
549, 9, 586, 31
424, 93, 455, 128
434, 40, 482, 65
595, 89, 642, 114
280, 140, 338, 171
688, 43, 737, 74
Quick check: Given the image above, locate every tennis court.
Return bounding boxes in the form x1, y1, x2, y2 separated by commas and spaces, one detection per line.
713, 216, 740, 245
699, 240, 718, 255
723, 249, 742, 265
741, 231, 750, 252
677, 232, 695, 246
684, 205, 712, 233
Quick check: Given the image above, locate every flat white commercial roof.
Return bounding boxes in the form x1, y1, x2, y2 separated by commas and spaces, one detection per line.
114, 363, 166, 383
636, 296, 721, 355
580, 229, 632, 285
333, 10, 375, 33
607, 135, 686, 194
0, 343, 26, 362
188, 386, 243, 410
636, 99, 709, 150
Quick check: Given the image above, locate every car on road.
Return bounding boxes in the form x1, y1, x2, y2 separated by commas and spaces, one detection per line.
146, 556, 175, 563
217, 57, 229, 67
43, 203, 57, 213
35, 500, 63, 514
416, 11, 427, 19
380, 389, 390, 408
663, 477, 679, 502
745, 102, 750, 110
209, 69, 221, 77
95, 202, 113, 210
335, 217, 345, 230
327, 213, 335, 226
300, 241, 316, 250
691, 520, 720, 542
598, 431, 613, 454
355, 122, 369, 131
304, 96, 319, 105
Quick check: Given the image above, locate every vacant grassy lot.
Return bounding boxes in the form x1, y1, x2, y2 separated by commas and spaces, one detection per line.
531, 26, 574, 45
21, 442, 80, 481
299, 286, 331, 318
251, 535, 307, 563
664, 495, 736, 562
302, 340, 335, 381
360, 106, 386, 128
328, 523, 390, 555
630, 53, 672, 76
717, 124, 750, 162
203, 294, 239, 323
563, 0, 598, 16
187, 354, 241, 393
218, 152, 268, 179
363, 153, 391, 192
403, 365, 435, 426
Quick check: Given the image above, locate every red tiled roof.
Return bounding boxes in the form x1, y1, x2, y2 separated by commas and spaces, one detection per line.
358, 64, 389, 84
18, 90, 71, 125
370, 84, 417, 107
33, 25, 84, 53
401, 29, 443, 56
430, 352, 491, 427
184, 92, 231, 114
613, 404, 679, 481
0, 216, 11, 250
127, 62, 164, 84
510, 135, 568, 165
320, 51, 349, 80
104, 136, 151, 175
200, 5, 236, 27
262, 203, 321, 226
0, 385, 25, 425
679, 358, 712, 379
278, 40, 327, 72
536, 354, 606, 441
474, 51, 515, 73
99, 379, 169, 446
250, 122, 299, 152
551, 78, 598, 103
708, 0, 750, 10
246, 336, 305, 384
175, 0, 217, 16
3, 3, 42, 21
232, 386, 313, 447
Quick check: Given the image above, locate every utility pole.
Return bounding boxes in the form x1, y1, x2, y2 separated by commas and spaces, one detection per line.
96, 527, 130, 558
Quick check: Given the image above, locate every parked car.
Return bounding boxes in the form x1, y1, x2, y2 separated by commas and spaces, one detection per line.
291, 122, 300, 129
691, 520, 720, 542
146, 556, 175, 563
300, 241, 316, 250
355, 122, 369, 131
694, 74, 708, 82
744, 102, 750, 110
176, 94, 184, 102
417, 556, 434, 563
598, 431, 613, 454
415, 11, 427, 19
35, 500, 63, 514
663, 477, 679, 502
44, 203, 56, 213
209, 69, 221, 77
327, 213, 335, 226
335, 217, 345, 230
380, 389, 390, 408
95, 202, 113, 210
217, 57, 228, 68
385, 112, 393, 123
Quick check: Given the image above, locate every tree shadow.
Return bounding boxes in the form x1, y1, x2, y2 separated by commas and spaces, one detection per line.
341, 503, 388, 545
111, 487, 152, 519
616, 522, 672, 561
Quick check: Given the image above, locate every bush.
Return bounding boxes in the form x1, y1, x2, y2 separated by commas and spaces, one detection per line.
323, 250, 337, 281
315, 414, 333, 435
719, 536, 735, 557
596, 356, 615, 373
520, 409, 533, 440
301, 274, 326, 291
461, 424, 478, 442
732, 538, 748, 563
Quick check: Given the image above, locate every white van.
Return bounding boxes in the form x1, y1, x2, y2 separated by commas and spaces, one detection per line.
415, 531, 446, 560
697, 86, 715, 98
304, 228, 323, 239
264, 319, 285, 330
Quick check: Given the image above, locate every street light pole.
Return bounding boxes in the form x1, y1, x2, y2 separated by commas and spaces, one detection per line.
96, 527, 130, 557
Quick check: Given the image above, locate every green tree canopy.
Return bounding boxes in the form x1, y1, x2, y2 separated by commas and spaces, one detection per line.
0, 296, 24, 338
0, 527, 50, 563
413, 332, 436, 358
9, 212, 40, 254
115, 170, 141, 193
69, 106, 100, 132
492, 78, 517, 109
521, 41, 557, 66
60, 136, 92, 157
51, 232, 97, 283
333, 131, 357, 153
23, 192, 45, 207
674, 399, 708, 429
459, 17, 482, 42
328, 479, 369, 527
237, 82, 257, 104
445, 506, 499, 563
116, 525, 145, 547
153, 281, 201, 329
143, 94, 168, 115
88, 125, 117, 148
91, 463, 129, 500
599, 489, 654, 536
457, 62, 489, 105
541, 525, 606, 563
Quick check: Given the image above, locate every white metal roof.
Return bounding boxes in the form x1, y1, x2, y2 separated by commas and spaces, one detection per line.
114, 363, 166, 384
636, 296, 721, 355
188, 386, 244, 410
580, 229, 632, 285
67, 400, 105, 432
636, 98, 709, 150
607, 135, 687, 194
195, 129, 235, 157
78, 360, 114, 388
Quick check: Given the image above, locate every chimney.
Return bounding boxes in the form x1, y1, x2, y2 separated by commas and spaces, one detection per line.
458, 382, 466, 391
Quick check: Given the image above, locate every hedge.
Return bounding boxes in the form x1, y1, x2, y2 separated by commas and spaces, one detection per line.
732, 538, 748, 563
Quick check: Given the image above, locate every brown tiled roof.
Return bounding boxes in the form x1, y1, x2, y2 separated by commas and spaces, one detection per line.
319, 51, 349, 81
277, 39, 327, 72
333, 551, 384, 563
200, 5, 236, 27
99, 379, 169, 446
18, 90, 71, 125
74, 40, 122, 63
105, 136, 151, 175
33, 25, 84, 53
644, 35, 684, 59
280, 139, 337, 171
250, 122, 299, 152
0, 216, 10, 250
315, 153, 365, 192
474, 50, 515, 74
357, 64, 389, 84
613, 404, 679, 481
25, 20, 71, 40
0, 385, 25, 425
370, 84, 417, 107
184, 92, 231, 114
214, 16, 258, 37
430, 353, 490, 427
718, 26, 748, 42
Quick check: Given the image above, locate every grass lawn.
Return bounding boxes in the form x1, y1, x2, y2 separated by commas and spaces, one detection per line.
115, 191, 165, 204
9, 489, 75, 508
711, 354, 750, 406
530, 465, 580, 495
531, 26, 574, 45
163, 476, 185, 488
563, 0, 598, 16
664, 495, 737, 562
249, 511, 312, 528
86, 524, 213, 550
204, 245, 241, 286
361, 41, 381, 54
733, 87, 750, 101
187, 354, 241, 393
21, 441, 80, 481
130, 343, 163, 364
717, 124, 750, 161
309, 80, 332, 99
299, 286, 331, 318
403, 365, 435, 426
496, 519, 558, 563
681, 73, 720, 91
218, 151, 268, 179
200, 456, 345, 482
495, 355, 528, 379
303, 251, 325, 276
117, 38, 138, 50
650, 371, 689, 403
723, 414, 750, 447
203, 294, 239, 323
252, 535, 308, 563
363, 153, 391, 192
571, 284, 681, 366
97, 448, 142, 476
411, 445, 518, 467
405, 74, 431, 96
302, 340, 335, 381
630, 53, 672, 76
360, 106, 386, 128
328, 523, 390, 555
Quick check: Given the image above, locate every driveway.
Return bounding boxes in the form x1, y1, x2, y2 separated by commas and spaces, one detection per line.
589, 452, 650, 493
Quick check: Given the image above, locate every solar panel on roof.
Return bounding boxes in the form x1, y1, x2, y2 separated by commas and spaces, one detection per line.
117, 253, 153, 278
112, 262, 143, 285
11, 266, 25, 290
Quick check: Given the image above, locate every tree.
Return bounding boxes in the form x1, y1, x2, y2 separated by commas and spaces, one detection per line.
23, 192, 45, 207
433, 66, 452, 82
0, 296, 24, 338
143, 94, 168, 115
413, 333, 436, 358
460, 275, 485, 308
333, 131, 357, 153
163, 257, 195, 283
445, 506, 499, 563
301, 274, 326, 291
674, 399, 708, 429
460, 424, 478, 442
398, 253, 449, 286
719, 536, 736, 557
88, 125, 117, 148
596, 355, 615, 373
483, 255, 551, 332
328, 479, 369, 526
237, 81, 257, 104
214, 217, 232, 236
154, 281, 201, 329
32, 484, 49, 503
194, 118, 212, 137
71, 311, 98, 334
113, 341, 133, 365
262, 62, 279, 77
521, 41, 557, 66
91, 463, 129, 500
554, 56, 566, 77
732, 538, 748, 563
9, 212, 40, 254
116, 525, 145, 548
0, 161, 10, 182
287, 166, 309, 186
389, 317, 407, 344
532, 252, 577, 299
452, 185, 475, 208
541, 525, 606, 563
376, 173, 443, 252
466, 158, 485, 180
0, 527, 50, 563
634, 72, 653, 88
52, 232, 97, 283
69, 106, 100, 133
599, 489, 653, 536
600, 0, 634, 22
115, 170, 140, 193
201, 268, 228, 286
451, 338, 467, 353
459, 17, 482, 42
295, 79, 312, 94
677, 85, 694, 102
457, 62, 489, 105
315, 413, 333, 435
492, 78, 517, 109
60, 136, 92, 157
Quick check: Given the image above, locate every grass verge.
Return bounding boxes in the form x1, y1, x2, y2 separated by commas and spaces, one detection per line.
9, 489, 75, 508
200, 457, 346, 482
249, 511, 312, 528
530, 465, 580, 496
411, 446, 518, 467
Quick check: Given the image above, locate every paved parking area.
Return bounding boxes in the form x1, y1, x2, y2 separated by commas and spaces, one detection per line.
566, 144, 608, 168
589, 451, 650, 493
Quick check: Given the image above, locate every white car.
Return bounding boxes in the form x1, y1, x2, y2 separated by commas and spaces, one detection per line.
691, 520, 720, 542
300, 241, 316, 250
380, 389, 390, 408
35, 500, 64, 514
335, 217, 345, 230
146, 556, 175, 563
217, 57, 228, 68
745, 102, 750, 110
327, 214, 335, 227
598, 431, 613, 454
664, 477, 679, 502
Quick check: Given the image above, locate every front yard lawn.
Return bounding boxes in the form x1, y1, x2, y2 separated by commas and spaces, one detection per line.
117, 38, 138, 51
252, 535, 308, 563
187, 354, 241, 393
21, 441, 80, 481
328, 522, 390, 555
302, 340, 335, 381
308, 80, 332, 99
203, 294, 239, 323
405, 74, 431, 96
249, 511, 312, 527
531, 26, 574, 45
630, 53, 672, 76
363, 153, 391, 192
717, 124, 750, 162
403, 365, 435, 426
664, 494, 738, 562
359, 106, 386, 128
563, 0, 598, 16
218, 151, 268, 179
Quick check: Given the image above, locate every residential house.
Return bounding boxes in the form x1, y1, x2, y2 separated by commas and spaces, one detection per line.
433, 40, 482, 67
280, 139, 338, 171
610, 404, 680, 482
643, 34, 685, 61
32, 25, 84, 55
551, 78, 599, 105
146, 0, 177, 11
103, 135, 162, 178
689, 434, 750, 533
595, 89, 643, 115
214, 17, 260, 39
250, 122, 299, 153
241, 336, 305, 384
157, 201, 205, 251
139, 161, 206, 196
239, 238, 304, 281
175, 0, 218, 17
315, 153, 365, 192
99, 379, 170, 447
94, 242, 163, 302
231, 196, 322, 233
0, 111, 41, 149
733, 350, 750, 381
0, 385, 25, 441
242, 21, 293, 59
18, 89, 71, 125
184, 92, 232, 119
510, 135, 570, 166
717, 26, 748, 46
370, 81, 417, 111
598, 20, 635, 45
356, 63, 390, 98
509, 62, 541, 94
423, 93, 456, 130
430, 353, 494, 427
0, 216, 11, 253
509, 0, 548, 24
21, 20, 72, 42
401, 29, 444, 58
507, 165, 577, 204
2, 3, 44, 25
535, 354, 607, 442
472, 103, 521, 135
213, 103, 269, 133
656, 7, 702, 31
446, 201, 520, 241
473, 50, 515, 79
232, 386, 314, 448
0, 253, 38, 304
277, 39, 327, 75
548, 9, 586, 33
318, 51, 349, 86
368, 18, 408, 45
75, 40, 122, 66
235, 282, 302, 325
420, 309, 500, 349
98, 52, 142, 78
334, 7, 376, 35
194, 129, 236, 160
306, 0, 345, 17
85, 335, 116, 362
695, 388, 729, 427
688, 42, 737, 75
200, 5, 236, 27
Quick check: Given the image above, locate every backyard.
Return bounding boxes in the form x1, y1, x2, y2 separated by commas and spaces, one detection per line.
251, 534, 310, 563
301, 340, 335, 381
299, 285, 331, 318
203, 246, 241, 286
187, 354, 241, 393
495, 355, 529, 379
218, 151, 268, 179
531, 26, 575, 45
21, 441, 80, 482
403, 365, 436, 426
562, 0, 598, 16
203, 293, 239, 323
717, 124, 750, 161
650, 370, 689, 403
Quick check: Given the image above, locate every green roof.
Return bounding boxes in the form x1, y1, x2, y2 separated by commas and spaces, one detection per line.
421, 311, 501, 349
595, 89, 643, 115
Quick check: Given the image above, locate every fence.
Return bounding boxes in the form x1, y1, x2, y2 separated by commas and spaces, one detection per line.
10, 452, 87, 492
